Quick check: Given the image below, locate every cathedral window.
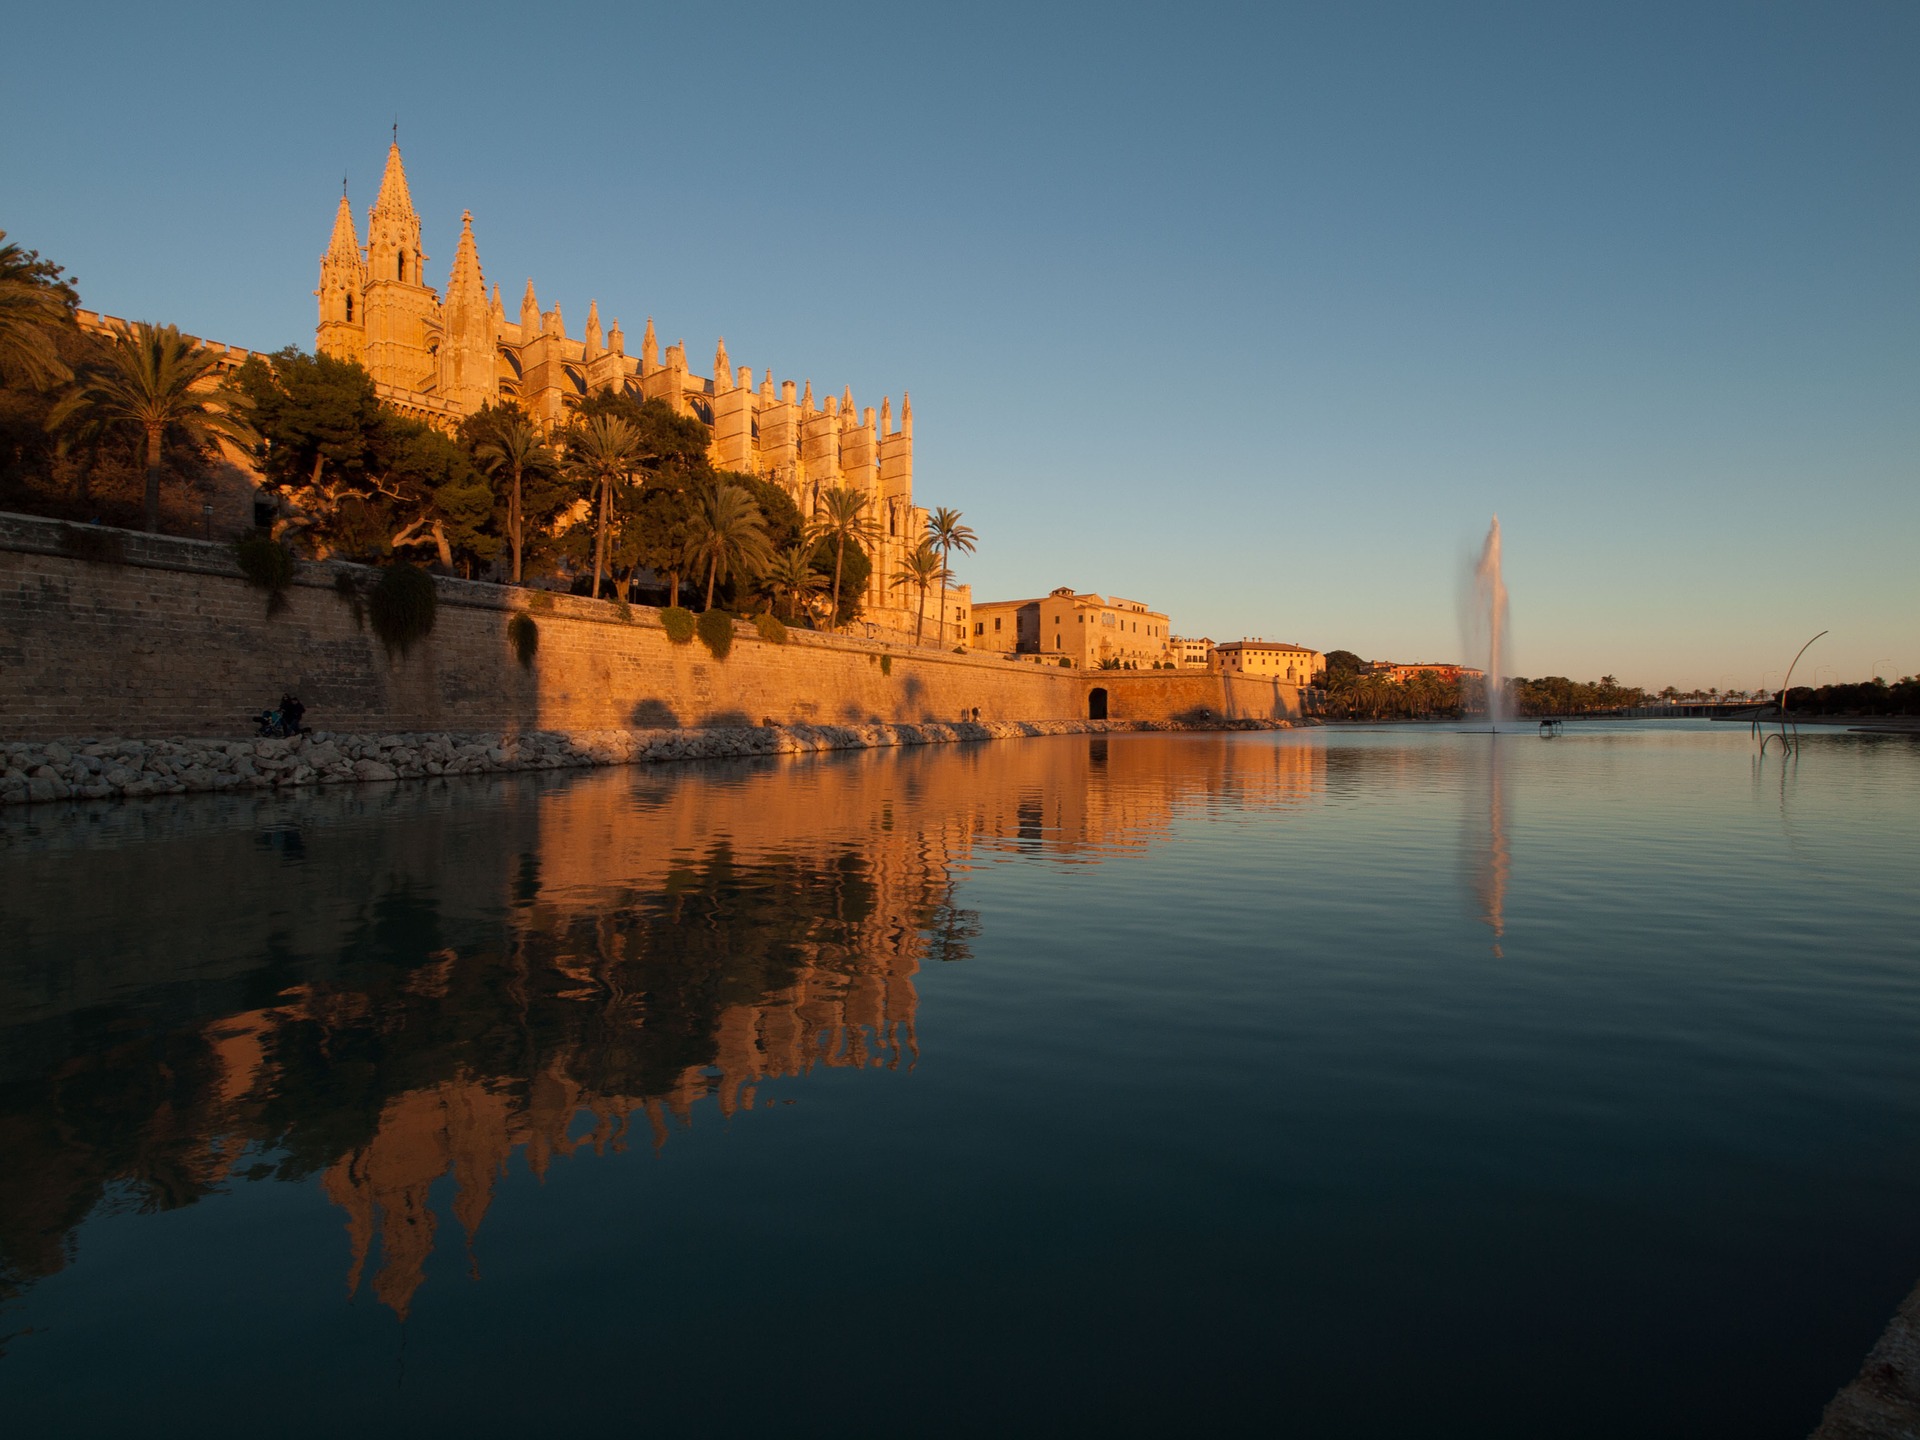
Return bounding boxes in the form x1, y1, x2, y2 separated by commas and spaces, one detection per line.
344, 295, 353, 321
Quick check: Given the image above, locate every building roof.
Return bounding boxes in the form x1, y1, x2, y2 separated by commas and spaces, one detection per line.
1216, 639, 1320, 653
975, 590, 1166, 615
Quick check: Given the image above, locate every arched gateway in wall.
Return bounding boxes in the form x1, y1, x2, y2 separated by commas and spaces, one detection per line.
1088, 687, 1108, 721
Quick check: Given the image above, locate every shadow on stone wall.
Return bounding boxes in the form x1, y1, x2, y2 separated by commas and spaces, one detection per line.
628, 698, 682, 728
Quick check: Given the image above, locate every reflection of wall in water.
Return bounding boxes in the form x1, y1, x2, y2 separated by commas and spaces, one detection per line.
0, 735, 1328, 1320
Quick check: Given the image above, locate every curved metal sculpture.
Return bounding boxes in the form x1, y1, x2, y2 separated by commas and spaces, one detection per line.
1759, 630, 1827, 756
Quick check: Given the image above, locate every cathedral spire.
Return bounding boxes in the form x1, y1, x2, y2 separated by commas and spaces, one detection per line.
371, 140, 416, 219
325, 194, 360, 264
445, 211, 484, 300
641, 317, 658, 370
439, 211, 495, 413
316, 190, 367, 364
364, 140, 424, 286
520, 279, 541, 337
713, 338, 731, 391
584, 300, 603, 360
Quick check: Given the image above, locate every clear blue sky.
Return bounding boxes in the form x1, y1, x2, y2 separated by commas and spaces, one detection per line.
6, 1, 1915, 689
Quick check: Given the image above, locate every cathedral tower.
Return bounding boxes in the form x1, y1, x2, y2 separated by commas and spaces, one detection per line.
360, 142, 437, 391
315, 192, 366, 365
437, 211, 495, 413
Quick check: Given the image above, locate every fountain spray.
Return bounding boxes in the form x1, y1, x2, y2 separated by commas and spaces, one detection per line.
1473, 516, 1508, 728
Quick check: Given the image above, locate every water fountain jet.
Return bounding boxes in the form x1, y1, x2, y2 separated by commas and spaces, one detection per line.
1466, 515, 1509, 731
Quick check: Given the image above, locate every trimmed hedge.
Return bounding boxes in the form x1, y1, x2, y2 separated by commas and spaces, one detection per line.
752, 612, 788, 645
880, 653, 892, 676
696, 608, 734, 661
660, 605, 695, 644
370, 562, 437, 656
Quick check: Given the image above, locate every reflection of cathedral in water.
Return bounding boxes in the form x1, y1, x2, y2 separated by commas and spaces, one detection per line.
0, 735, 1324, 1321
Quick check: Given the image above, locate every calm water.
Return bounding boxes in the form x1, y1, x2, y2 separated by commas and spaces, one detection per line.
2, 723, 1918, 1437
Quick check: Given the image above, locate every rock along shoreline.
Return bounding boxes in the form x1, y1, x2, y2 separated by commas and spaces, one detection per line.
1, 717, 1298, 807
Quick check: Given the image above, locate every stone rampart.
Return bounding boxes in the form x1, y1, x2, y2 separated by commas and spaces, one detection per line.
0, 512, 1304, 742
0, 512, 1092, 741
1092, 668, 1304, 724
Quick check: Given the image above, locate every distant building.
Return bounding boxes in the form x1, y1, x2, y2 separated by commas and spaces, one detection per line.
1213, 640, 1324, 685
969, 587, 1172, 668
1371, 662, 1485, 684
1172, 636, 1214, 668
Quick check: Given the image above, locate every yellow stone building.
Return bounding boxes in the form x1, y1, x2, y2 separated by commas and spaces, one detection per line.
1172, 635, 1214, 668
1213, 639, 1324, 685
316, 142, 941, 632
969, 587, 1173, 668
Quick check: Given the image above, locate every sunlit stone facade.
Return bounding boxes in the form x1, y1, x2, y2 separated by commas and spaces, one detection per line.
1212, 640, 1325, 685
969, 587, 1174, 668
317, 142, 938, 630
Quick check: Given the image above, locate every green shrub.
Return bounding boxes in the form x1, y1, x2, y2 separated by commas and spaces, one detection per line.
696, 608, 734, 660
369, 562, 437, 656
234, 534, 294, 616
509, 612, 539, 669
752, 612, 788, 645
1058, 657, 1072, 668
613, 597, 632, 622
880, 653, 892, 676
526, 589, 555, 613
58, 525, 125, 565
660, 605, 695, 644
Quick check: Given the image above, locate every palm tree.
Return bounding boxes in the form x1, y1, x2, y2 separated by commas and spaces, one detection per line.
925, 506, 976, 648
758, 543, 827, 623
687, 482, 774, 610
890, 539, 949, 648
0, 233, 72, 390
51, 322, 256, 533
475, 413, 553, 584
807, 487, 879, 631
565, 414, 641, 599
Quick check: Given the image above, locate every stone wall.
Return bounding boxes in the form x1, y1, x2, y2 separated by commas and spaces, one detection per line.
1094, 669, 1304, 724
0, 512, 1095, 741
0, 512, 1303, 741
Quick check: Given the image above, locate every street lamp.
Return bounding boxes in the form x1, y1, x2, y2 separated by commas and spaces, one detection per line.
1872, 658, 1892, 682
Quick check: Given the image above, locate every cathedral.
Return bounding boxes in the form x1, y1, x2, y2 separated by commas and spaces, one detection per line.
316, 142, 953, 636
